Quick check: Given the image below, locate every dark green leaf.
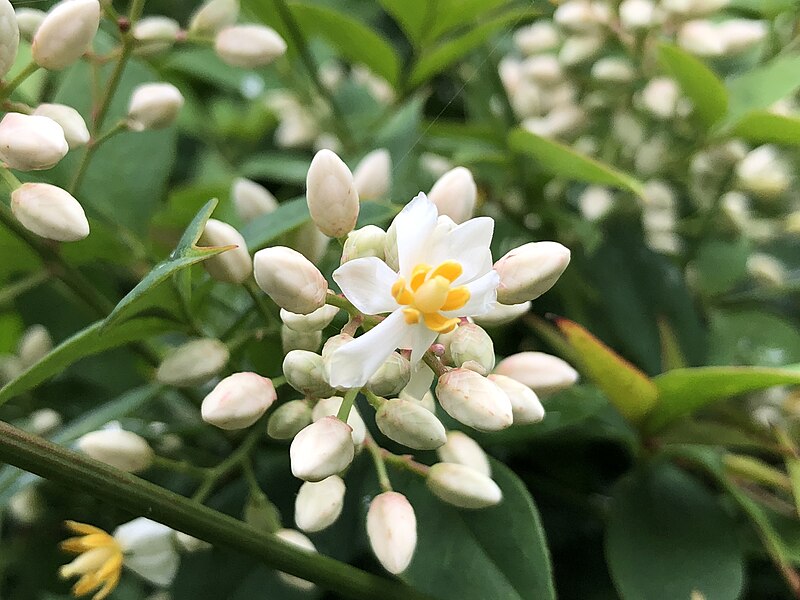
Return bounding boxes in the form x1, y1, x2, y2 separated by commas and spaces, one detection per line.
241, 197, 309, 251
708, 310, 800, 367
377, 0, 429, 45
426, 0, 512, 42
240, 153, 312, 185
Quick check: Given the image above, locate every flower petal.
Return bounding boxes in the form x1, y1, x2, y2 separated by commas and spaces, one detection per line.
402, 363, 434, 400
408, 323, 439, 365
112, 518, 179, 587
393, 193, 438, 278
442, 217, 495, 283
442, 270, 500, 318
332, 257, 398, 315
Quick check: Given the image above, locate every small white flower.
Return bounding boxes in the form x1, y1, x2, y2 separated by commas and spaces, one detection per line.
112, 518, 180, 587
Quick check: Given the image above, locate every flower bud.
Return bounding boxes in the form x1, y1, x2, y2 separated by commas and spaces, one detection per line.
678, 20, 725, 57
591, 57, 636, 83
718, 19, 767, 54
558, 34, 604, 66
427, 167, 477, 224
494, 351, 579, 395
283, 350, 336, 398
32, 0, 99, 70
747, 253, 786, 287
11, 183, 89, 242
232, 177, 278, 222
435, 368, 513, 432
367, 491, 417, 574
487, 374, 545, 425
426, 463, 502, 509
376, 398, 446, 450
352, 148, 391, 199
133, 16, 180, 55
448, 323, 495, 375
521, 55, 562, 85
579, 185, 614, 222
367, 352, 412, 397
189, 0, 238, 34
494, 241, 571, 305
287, 220, 330, 264
275, 529, 317, 591
281, 325, 322, 353
32, 104, 90, 149
77, 429, 154, 472
280, 304, 339, 332
8, 486, 43, 524
639, 77, 680, 120
473, 301, 530, 328
155, 338, 229, 387
253, 247, 328, 314
661, 0, 728, 16
29, 407, 62, 435
736, 145, 791, 199
341, 225, 386, 264
1, 0, 19, 79
214, 25, 286, 68
513, 22, 559, 55
17, 324, 52, 369
306, 149, 360, 238
201, 372, 276, 430
312, 396, 366, 445
0, 355, 22, 384
127, 83, 184, 132
619, 0, 659, 29
198, 219, 252, 284
267, 403, 311, 444
0, 113, 68, 171
554, 0, 603, 31
321, 333, 353, 366
290, 416, 355, 481
294, 475, 346, 532
436, 431, 491, 476
14, 8, 44, 42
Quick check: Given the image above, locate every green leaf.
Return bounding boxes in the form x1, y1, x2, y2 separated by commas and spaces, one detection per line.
554, 317, 660, 423
103, 199, 232, 329
708, 310, 800, 367
728, 0, 799, 17
240, 153, 312, 185
426, 0, 512, 42
509, 129, 644, 196
606, 461, 745, 600
644, 365, 800, 432
658, 43, 728, 129
731, 111, 800, 145
399, 460, 555, 600
377, 0, 429, 45
241, 197, 309, 251
725, 54, 800, 127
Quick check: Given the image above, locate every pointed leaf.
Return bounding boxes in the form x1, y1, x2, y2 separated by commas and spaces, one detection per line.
725, 54, 800, 127
731, 111, 800, 145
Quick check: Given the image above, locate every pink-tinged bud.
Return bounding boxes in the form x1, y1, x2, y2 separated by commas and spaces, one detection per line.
448, 323, 495, 375
267, 399, 312, 439
127, 83, 184, 131
376, 398, 446, 450
189, 0, 239, 35
311, 396, 366, 445
253, 246, 328, 314
487, 374, 545, 425
306, 149, 359, 237
281, 325, 321, 353
77, 429, 154, 473
32, 104, 90, 149
427, 463, 502, 509
11, 183, 89, 242
367, 491, 417, 574
290, 416, 355, 481
156, 338, 229, 387
494, 241, 571, 305
352, 148, 391, 200
201, 372, 276, 430
232, 177, 278, 222
32, 0, 100, 70
295, 475, 346, 532
367, 352, 411, 397
0, 113, 68, 171
1, 0, 19, 79
17, 324, 52, 368
494, 351, 579, 395
198, 218, 252, 284
427, 167, 476, 224
435, 368, 513, 432
473, 301, 530, 327
214, 25, 286, 68
283, 350, 336, 398
436, 431, 491, 477
133, 16, 180, 55
275, 529, 317, 591
341, 225, 386, 264
280, 304, 339, 333
15, 8, 45, 41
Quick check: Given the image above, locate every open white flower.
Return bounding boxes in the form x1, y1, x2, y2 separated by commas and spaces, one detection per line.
328, 193, 499, 388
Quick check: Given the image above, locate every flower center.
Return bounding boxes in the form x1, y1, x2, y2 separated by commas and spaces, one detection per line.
391, 260, 470, 333
60, 521, 124, 600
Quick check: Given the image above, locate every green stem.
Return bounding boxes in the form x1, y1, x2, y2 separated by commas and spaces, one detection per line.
363, 388, 386, 410
0, 166, 21, 190
422, 350, 448, 378
724, 454, 792, 493
337, 388, 359, 422
0, 62, 40, 103
0, 270, 50, 307
245, 280, 278, 326
382, 450, 430, 478
69, 121, 128, 194
0, 421, 431, 600
153, 455, 209, 479
365, 436, 392, 492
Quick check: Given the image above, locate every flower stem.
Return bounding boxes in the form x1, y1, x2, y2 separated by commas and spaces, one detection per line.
0, 61, 40, 104
365, 436, 392, 492
152, 455, 209, 479
382, 450, 431, 478
337, 388, 359, 422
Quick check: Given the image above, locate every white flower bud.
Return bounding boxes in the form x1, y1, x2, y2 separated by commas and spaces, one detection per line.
619, 0, 659, 29
0, 355, 22, 384
294, 475, 346, 532
487, 374, 545, 425
579, 185, 615, 221
427, 167, 477, 224
268, 400, 313, 439
736, 145, 791, 198
321, 333, 353, 366
494, 351, 579, 395
127, 83, 184, 132
214, 25, 286, 68
17, 324, 52, 369
639, 77, 680, 120
661, 0, 728, 16
494, 241, 571, 305
513, 22, 559, 55
352, 148, 391, 200
283, 350, 336, 398
232, 177, 278, 222
448, 323, 495, 375
133, 16, 180, 55
678, 20, 726, 57
426, 463, 502, 509
341, 225, 387, 264
77, 429, 154, 472
719, 20, 767, 54
521, 55, 562, 85
367, 352, 412, 397
275, 529, 317, 591
280, 304, 339, 333
1, 0, 19, 79
436, 368, 513, 432
0, 113, 68, 171
591, 57, 635, 83
554, 1, 602, 31
14, 8, 44, 42
8, 486, 43, 524
287, 220, 330, 264
201, 372, 277, 430
747, 253, 787, 286
498, 56, 523, 98
522, 104, 586, 139
290, 416, 355, 481
306, 149, 360, 238
281, 325, 322, 353
29, 408, 62, 435
253, 246, 328, 314
473, 302, 530, 328
11, 183, 89, 242
436, 431, 491, 477
198, 219, 252, 284
156, 338, 229, 387
558, 34, 605, 66
312, 396, 366, 445
376, 398, 446, 450
189, 0, 239, 35
367, 491, 417, 574
32, 104, 89, 149
32, 0, 99, 70
352, 64, 395, 104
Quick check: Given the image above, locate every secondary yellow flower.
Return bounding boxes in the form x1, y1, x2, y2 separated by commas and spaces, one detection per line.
59, 521, 123, 600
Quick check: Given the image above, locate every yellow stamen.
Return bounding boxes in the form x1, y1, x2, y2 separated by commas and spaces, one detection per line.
409, 264, 432, 291
402, 307, 421, 324
59, 521, 123, 600
423, 312, 460, 333
391, 277, 414, 305
430, 260, 463, 282
392, 261, 471, 333
441, 286, 470, 311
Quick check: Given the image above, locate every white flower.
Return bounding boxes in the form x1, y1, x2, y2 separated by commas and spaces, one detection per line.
112, 518, 180, 587
327, 193, 499, 388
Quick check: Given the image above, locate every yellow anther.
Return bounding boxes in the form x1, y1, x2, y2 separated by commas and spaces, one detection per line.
393, 261, 469, 333
391, 277, 414, 305
402, 308, 420, 324
423, 312, 460, 333
59, 521, 123, 600
441, 286, 470, 311
409, 263, 432, 291
430, 260, 463, 282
